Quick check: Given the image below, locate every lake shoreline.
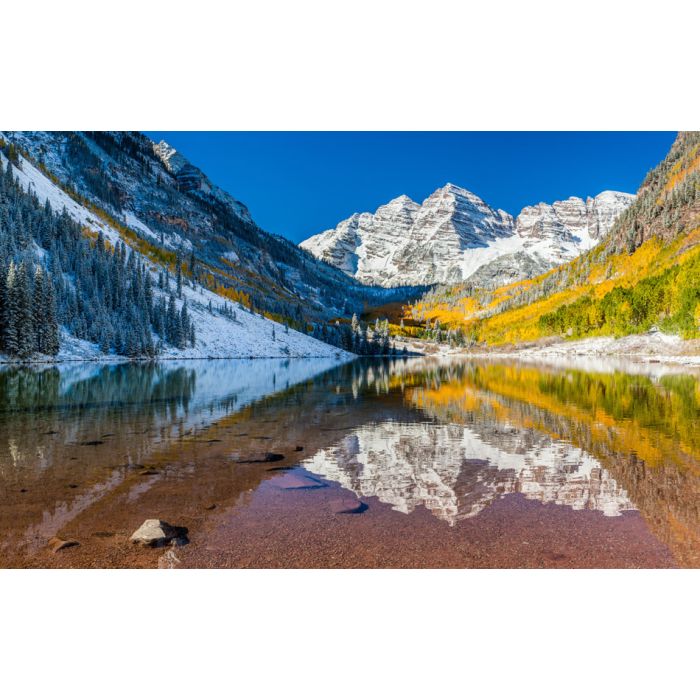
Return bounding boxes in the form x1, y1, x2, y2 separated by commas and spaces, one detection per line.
394, 330, 700, 369
0, 351, 359, 367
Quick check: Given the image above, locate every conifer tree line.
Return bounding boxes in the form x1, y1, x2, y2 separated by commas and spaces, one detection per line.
310, 314, 405, 355
0, 259, 59, 358
0, 154, 195, 359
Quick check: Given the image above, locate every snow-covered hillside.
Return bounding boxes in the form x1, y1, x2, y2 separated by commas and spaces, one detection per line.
301, 184, 635, 288
0, 150, 352, 362
3, 131, 416, 325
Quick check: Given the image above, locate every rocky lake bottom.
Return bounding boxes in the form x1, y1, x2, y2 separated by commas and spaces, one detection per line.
1, 356, 698, 568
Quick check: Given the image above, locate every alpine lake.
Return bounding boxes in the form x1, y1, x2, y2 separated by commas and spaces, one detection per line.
1, 355, 699, 568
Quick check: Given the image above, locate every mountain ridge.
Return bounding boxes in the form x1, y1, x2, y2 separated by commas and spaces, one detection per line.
301, 183, 634, 288
2, 131, 419, 324
408, 131, 700, 347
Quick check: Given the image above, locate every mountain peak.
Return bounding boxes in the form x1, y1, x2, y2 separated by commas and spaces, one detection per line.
301, 182, 635, 288
433, 182, 478, 199
153, 139, 187, 173
383, 194, 419, 210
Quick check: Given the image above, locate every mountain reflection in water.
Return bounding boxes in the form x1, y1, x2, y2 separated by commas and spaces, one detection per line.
0, 356, 698, 567
303, 422, 633, 525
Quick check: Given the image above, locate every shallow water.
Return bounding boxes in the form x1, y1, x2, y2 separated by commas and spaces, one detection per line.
1, 356, 698, 568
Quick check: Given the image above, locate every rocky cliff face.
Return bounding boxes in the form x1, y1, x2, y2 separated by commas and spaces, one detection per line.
152, 140, 253, 221
301, 184, 635, 288
516, 191, 636, 251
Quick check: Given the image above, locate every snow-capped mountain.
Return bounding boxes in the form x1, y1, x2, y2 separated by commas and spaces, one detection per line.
301, 184, 635, 287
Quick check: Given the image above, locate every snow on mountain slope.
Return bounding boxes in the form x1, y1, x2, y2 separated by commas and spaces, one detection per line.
301, 184, 635, 288
1, 150, 352, 361
4, 152, 123, 248
3, 132, 416, 327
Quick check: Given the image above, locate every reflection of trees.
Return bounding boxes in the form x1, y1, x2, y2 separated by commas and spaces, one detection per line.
0, 367, 61, 413
0, 364, 197, 417
413, 362, 700, 566
0, 364, 197, 473
60, 365, 197, 418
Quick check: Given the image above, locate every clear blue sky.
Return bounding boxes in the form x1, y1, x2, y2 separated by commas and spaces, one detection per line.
145, 132, 675, 243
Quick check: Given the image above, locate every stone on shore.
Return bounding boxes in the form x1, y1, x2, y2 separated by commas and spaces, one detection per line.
130, 519, 189, 547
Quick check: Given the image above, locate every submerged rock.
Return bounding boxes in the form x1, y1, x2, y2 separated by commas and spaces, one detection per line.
130, 520, 189, 548
330, 497, 367, 514
274, 474, 325, 490
158, 548, 182, 569
49, 537, 80, 553
236, 452, 285, 464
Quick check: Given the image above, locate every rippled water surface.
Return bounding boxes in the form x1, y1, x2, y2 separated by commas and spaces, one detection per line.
1, 356, 699, 568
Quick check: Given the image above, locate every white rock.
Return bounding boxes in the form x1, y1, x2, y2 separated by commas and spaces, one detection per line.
130, 519, 189, 547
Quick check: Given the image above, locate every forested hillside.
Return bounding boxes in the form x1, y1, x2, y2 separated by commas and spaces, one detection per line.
0, 131, 423, 360
0, 153, 196, 358
2, 132, 420, 325
408, 132, 700, 346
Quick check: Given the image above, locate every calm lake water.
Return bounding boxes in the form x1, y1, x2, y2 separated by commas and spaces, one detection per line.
1, 356, 699, 568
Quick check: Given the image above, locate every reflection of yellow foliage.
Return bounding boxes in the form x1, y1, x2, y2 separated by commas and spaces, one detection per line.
409, 363, 700, 474
410, 383, 483, 414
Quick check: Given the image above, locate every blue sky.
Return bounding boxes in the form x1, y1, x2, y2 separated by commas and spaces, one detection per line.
145, 132, 675, 243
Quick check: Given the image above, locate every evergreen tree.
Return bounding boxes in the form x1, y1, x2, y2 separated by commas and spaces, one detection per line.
167, 294, 180, 346
189, 251, 196, 280
179, 301, 190, 349
32, 266, 47, 353
189, 321, 196, 348
176, 251, 183, 299
3, 262, 20, 356
15, 262, 34, 358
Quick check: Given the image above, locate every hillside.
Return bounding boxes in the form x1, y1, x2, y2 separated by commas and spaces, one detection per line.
0, 131, 432, 361
7, 133, 422, 317
408, 132, 700, 348
301, 183, 633, 288
0, 141, 356, 361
